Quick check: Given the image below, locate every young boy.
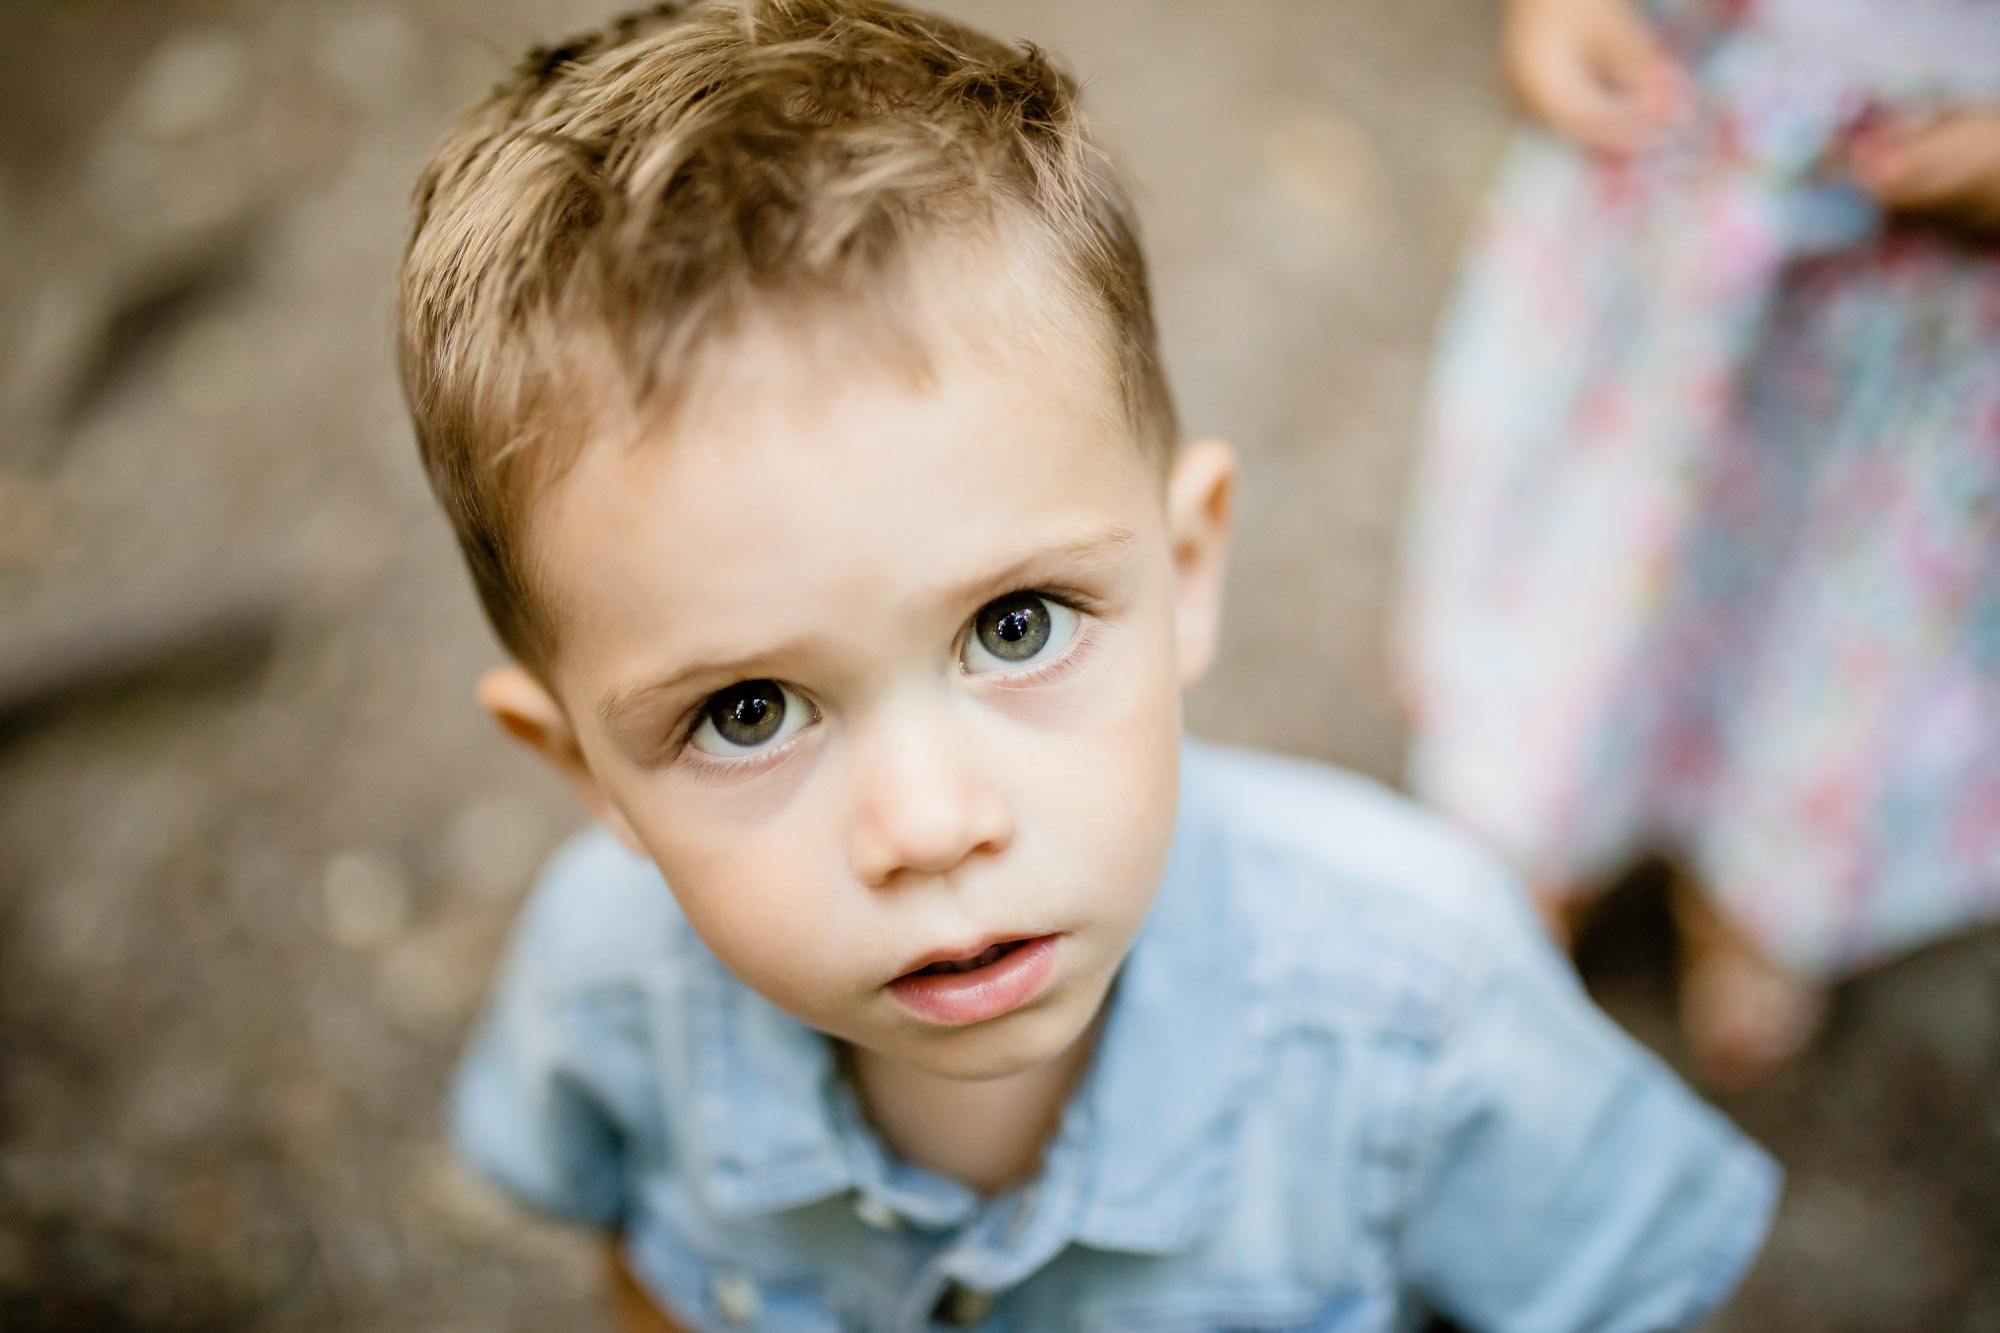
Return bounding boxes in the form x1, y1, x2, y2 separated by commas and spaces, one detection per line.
398, 3, 1779, 1329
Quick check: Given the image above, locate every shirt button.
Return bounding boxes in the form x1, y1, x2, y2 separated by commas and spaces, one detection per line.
853, 1192, 901, 1232
932, 1281, 996, 1328
712, 1271, 761, 1327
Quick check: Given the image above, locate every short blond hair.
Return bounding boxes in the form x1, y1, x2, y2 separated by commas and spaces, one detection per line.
397, 0, 1177, 676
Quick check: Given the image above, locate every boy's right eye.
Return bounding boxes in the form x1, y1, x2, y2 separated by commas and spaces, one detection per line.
690, 680, 813, 757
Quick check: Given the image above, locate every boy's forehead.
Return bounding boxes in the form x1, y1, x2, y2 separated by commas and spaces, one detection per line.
530, 260, 1158, 692
537, 229, 1134, 555
559, 302, 1139, 582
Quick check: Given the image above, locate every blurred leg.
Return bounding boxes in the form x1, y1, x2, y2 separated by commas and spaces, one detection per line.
1670, 870, 1828, 1090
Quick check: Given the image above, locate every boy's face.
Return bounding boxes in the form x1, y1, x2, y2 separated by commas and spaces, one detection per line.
487, 265, 1234, 1082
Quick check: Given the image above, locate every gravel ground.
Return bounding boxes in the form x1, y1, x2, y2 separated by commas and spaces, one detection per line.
0, 2, 1993, 1330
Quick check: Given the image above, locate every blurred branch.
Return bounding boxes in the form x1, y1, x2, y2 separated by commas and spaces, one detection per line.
0, 578, 283, 739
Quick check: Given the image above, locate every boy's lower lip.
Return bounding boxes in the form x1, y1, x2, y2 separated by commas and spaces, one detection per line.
885, 935, 1060, 1026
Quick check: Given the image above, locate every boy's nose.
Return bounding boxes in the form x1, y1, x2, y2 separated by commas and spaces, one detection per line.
848, 708, 1014, 889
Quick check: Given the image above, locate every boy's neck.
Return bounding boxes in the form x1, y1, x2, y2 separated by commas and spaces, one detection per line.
845, 1014, 1104, 1196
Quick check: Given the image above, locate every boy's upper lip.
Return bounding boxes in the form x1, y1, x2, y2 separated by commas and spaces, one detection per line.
890, 931, 1050, 981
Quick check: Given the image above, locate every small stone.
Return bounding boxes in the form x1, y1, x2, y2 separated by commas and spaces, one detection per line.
130, 31, 251, 140
378, 924, 482, 1033
444, 794, 548, 900
320, 848, 409, 947
124, 1058, 231, 1147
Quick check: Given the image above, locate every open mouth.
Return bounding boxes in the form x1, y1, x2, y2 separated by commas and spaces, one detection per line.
886, 934, 1061, 1026
906, 939, 1032, 978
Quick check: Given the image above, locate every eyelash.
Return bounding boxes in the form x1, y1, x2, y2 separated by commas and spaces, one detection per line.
673, 698, 821, 784
958, 589, 1099, 687
668, 586, 1102, 775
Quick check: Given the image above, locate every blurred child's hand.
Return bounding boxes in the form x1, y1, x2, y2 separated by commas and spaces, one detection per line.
1503, 0, 1687, 154
1848, 108, 2000, 234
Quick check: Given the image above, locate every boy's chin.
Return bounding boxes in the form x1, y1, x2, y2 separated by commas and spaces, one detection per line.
872, 992, 1105, 1082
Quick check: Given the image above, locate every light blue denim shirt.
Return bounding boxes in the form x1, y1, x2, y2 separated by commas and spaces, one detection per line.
452, 742, 1779, 1332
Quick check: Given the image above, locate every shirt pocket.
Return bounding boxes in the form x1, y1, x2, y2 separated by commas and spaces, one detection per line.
1083, 1284, 1395, 1333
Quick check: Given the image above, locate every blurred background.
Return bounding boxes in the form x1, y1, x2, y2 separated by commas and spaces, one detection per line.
0, 1, 1994, 1329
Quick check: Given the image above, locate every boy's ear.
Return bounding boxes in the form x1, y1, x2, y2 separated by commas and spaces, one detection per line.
1165, 438, 1236, 687
477, 665, 646, 855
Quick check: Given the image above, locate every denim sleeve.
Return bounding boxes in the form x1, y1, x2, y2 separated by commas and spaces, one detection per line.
1402, 925, 1780, 1333
449, 970, 631, 1226
447, 831, 670, 1228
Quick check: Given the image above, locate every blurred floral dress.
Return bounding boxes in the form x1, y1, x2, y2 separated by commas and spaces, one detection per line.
1398, 0, 2000, 976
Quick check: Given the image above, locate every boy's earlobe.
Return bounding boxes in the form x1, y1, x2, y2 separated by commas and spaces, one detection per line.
476, 666, 646, 854
1166, 438, 1237, 687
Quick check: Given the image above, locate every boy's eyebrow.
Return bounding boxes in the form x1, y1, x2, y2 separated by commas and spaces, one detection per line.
934, 524, 1136, 614
596, 525, 1137, 729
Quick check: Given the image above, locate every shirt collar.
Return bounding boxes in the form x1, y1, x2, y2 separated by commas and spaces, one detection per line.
678, 742, 1254, 1259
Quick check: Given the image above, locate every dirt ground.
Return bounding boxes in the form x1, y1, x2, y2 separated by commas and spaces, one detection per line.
0, 2, 1994, 1330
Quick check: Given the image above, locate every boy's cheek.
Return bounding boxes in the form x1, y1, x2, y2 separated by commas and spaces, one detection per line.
1010, 664, 1179, 897
654, 846, 853, 1010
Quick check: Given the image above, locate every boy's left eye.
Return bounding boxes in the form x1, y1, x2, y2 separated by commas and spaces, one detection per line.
961, 593, 1080, 674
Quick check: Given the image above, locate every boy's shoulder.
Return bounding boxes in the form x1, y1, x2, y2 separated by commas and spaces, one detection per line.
1182, 740, 1553, 1041
1189, 740, 1526, 919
